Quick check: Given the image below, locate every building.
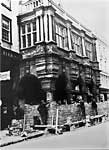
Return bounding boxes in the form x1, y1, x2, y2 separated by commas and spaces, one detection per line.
0, 0, 21, 129
17, 0, 100, 105
96, 38, 109, 101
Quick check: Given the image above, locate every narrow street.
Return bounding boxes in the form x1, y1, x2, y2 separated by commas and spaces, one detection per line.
2, 121, 109, 150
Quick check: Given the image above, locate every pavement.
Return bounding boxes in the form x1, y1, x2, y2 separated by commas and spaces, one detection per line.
1, 121, 109, 150
0, 115, 109, 148
0, 129, 44, 147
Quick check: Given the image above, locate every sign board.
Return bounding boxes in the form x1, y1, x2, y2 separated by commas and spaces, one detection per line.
0, 100, 2, 106
47, 92, 52, 101
0, 71, 10, 81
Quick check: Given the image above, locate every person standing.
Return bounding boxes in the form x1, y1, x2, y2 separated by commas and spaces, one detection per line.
91, 98, 98, 116
37, 100, 48, 125
79, 96, 86, 119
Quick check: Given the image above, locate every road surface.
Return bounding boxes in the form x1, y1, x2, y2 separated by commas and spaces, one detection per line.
2, 122, 109, 150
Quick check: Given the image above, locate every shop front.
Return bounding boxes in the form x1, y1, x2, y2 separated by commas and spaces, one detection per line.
0, 47, 21, 130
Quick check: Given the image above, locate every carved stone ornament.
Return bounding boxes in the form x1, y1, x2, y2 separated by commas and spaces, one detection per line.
47, 44, 57, 54
36, 45, 44, 54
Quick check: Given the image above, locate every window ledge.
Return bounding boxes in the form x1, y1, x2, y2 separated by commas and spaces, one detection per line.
2, 39, 12, 45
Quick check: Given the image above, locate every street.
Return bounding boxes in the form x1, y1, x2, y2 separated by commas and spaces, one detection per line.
1, 122, 109, 150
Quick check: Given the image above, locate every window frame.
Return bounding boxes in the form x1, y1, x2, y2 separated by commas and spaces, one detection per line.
2, 14, 12, 44
55, 23, 68, 49
71, 32, 82, 56
85, 40, 92, 60
21, 21, 37, 49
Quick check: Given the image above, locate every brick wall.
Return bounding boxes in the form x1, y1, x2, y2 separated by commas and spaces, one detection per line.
24, 101, 109, 128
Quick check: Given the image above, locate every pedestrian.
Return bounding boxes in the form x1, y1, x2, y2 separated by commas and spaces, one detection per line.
79, 96, 86, 119
91, 98, 98, 116
16, 105, 24, 120
37, 100, 48, 125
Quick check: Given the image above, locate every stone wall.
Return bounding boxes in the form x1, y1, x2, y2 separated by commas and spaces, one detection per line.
24, 101, 109, 128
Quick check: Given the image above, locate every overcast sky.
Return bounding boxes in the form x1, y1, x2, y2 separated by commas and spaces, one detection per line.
55, 0, 109, 45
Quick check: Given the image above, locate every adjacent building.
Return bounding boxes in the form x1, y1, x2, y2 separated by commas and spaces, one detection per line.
17, 0, 100, 105
0, 0, 21, 129
96, 38, 109, 101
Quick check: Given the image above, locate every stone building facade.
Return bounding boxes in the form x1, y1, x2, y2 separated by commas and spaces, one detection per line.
0, 0, 21, 129
96, 38, 109, 101
17, 0, 100, 105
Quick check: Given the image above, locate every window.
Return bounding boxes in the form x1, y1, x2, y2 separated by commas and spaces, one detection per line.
71, 32, 82, 56
2, 15, 12, 43
85, 41, 92, 60
55, 24, 68, 49
21, 21, 37, 48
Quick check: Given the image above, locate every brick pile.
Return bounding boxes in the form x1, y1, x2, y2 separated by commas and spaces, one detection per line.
24, 104, 40, 129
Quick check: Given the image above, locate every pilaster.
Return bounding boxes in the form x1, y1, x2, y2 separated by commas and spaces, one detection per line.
36, 16, 40, 42
81, 30, 86, 57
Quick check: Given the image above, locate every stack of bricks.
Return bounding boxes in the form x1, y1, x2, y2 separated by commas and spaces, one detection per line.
24, 104, 40, 129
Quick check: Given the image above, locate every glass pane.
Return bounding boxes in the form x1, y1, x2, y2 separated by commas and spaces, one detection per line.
2, 29, 9, 41
22, 25, 25, 34
33, 32, 36, 45
22, 35, 26, 48
27, 23, 31, 32
27, 34, 31, 46
32, 22, 36, 31
2, 20, 9, 30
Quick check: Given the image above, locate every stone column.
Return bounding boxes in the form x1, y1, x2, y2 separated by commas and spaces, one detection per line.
36, 16, 40, 42
25, 24, 28, 48
92, 38, 97, 61
49, 14, 53, 41
40, 15, 44, 41
31, 22, 33, 46
44, 14, 48, 42
20, 26, 23, 49
81, 31, 86, 57
67, 27, 72, 50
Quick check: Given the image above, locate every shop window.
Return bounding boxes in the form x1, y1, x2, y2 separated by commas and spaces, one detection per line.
2, 15, 12, 43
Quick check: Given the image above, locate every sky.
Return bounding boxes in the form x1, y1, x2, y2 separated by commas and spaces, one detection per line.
54, 0, 109, 45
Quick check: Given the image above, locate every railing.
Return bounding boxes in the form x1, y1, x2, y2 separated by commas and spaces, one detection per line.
19, 0, 43, 14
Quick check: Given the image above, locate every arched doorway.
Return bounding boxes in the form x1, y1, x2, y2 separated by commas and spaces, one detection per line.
16, 73, 45, 105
